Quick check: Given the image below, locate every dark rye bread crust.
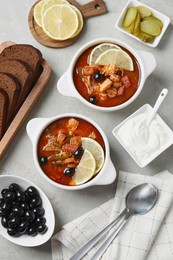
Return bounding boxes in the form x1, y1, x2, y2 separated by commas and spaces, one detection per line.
0, 44, 43, 83
0, 72, 21, 124
0, 59, 33, 109
0, 88, 8, 140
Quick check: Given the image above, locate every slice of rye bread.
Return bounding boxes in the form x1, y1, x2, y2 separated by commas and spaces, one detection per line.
0, 88, 8, 140
0, 44, 43, 83
0, 59, 33, 109
0, 72, 21, 124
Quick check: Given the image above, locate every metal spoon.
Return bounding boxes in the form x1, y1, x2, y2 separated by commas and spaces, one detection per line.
70, 183, 158, 260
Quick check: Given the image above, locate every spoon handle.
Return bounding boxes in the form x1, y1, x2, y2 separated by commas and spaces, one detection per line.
147, 88, 168, 125
90, 212, 131, 260
70, 208, 127, 260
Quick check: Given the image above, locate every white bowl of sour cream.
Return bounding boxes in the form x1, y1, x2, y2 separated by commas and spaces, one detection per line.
112, 104, 173, 167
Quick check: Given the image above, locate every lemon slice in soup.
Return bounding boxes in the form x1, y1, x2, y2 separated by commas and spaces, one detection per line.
89, 43, 121, 65
95, 49, 134, 71
71, 149, 96, 185
82, 138, 104, 174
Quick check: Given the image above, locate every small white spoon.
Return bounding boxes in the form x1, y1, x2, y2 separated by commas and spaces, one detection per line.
147, 88, 168, 126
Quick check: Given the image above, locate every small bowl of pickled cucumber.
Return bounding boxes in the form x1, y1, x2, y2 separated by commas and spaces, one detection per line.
116, 0, 170, 47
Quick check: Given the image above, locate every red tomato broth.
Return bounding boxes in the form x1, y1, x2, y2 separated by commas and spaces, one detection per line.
73, 44, 140, 107
37, 117, 105, 186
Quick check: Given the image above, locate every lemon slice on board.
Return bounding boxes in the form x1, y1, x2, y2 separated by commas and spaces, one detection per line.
41, 0, 70, 16
95, 49, 134, 71
82, 137, 104, 174
89, 43, 121, 65
71, 149, 96, 185
34, 0, 47, 27
69, 5, 83, 38
42, 4, 79, 40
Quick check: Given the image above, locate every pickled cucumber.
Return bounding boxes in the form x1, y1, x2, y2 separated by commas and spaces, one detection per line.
123, 7, 138, 28
138, 31, 154, 43
137, 6, 151, 18
121, 5, 163, 43
142, 16, 163, 29
133, 12, 141, 36
140, 20, 161, 36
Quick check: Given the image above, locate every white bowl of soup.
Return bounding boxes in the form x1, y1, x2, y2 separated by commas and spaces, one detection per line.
57, 37, 156, 112
26, 114, 116, 190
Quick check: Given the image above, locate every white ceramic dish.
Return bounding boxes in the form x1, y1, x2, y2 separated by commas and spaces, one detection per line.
57, 37, 156, 112
0, 175, 55, 247
112, 104, 173, 167
26, 113, 116, 190
116, 0, 170, 48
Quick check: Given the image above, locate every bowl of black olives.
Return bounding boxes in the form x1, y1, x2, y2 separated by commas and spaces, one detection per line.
57, 37, 156, 111
0, 175, 55, 246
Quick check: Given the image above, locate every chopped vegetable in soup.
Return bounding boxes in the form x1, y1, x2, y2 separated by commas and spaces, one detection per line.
37, 117, 105, 186
73, 44, 140, 107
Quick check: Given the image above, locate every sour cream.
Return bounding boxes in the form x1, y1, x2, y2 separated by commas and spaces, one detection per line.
117, 111, 171, 165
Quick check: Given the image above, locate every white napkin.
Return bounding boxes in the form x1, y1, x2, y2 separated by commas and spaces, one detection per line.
51, 170, 173, 260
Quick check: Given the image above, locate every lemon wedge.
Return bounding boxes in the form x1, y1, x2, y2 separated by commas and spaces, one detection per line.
42, 4, 78, 40
34, 0, 47, 27
71, 149, 96, 185
95, 49, 134, 71
89, 43, 121, 65
82, 138, 104, 174
41, 0, 70, 16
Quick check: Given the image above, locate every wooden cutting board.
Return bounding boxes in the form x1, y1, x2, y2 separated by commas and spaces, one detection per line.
0, 41, 51, 160
28, 0, 108, 48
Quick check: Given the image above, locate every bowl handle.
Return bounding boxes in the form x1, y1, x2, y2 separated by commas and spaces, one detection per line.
26, 118, 46, 144
57, 70, 77, 98
95, 160, 117, 185
138, 51, 156, 78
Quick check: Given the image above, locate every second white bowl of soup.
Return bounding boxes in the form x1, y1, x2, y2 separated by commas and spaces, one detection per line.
57, 37, 156, 111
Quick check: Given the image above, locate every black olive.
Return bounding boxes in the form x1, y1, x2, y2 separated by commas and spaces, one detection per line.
7, 227, 20, 237
16, 190, 26, 203
26, 186, 39, 198
8, 217, 19, 228
39, 156, 48, 165
2, 202, 11, 215
35, 217, 46, 226
9, 212, 17, 219
0, 198, 4, 207
18, 221, 29, 235
74, 146, 84, 159
20, 202, 29, 211
1, 188, 9, 197
27, 226, 37, 237
89, 96, 97, 104
9, 183, 21, 192
25, 210, 35, 222
64, 167, 75, 177
93, 71, 104, 82
30, 197, 42, 209
37, 224, 48, 234
24, 191, 32, 202
12, 201, 20, 208
3, 191, 16, 203
1, 216, 8, 228
32, 207, 45, 217
12, 206, 24, 217
0, 207, 4, 217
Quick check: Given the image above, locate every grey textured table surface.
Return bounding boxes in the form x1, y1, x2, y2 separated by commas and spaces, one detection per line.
0, 0, 173, 259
